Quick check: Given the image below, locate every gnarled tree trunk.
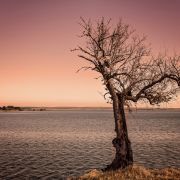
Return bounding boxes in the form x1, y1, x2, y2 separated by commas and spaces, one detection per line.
105, 82, 133, 171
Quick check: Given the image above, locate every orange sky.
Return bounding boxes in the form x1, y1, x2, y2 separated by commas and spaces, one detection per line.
0, 0, 180, 107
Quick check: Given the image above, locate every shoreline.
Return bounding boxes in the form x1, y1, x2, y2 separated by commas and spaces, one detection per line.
68, 165, 180, 180
0, 106, 180, 112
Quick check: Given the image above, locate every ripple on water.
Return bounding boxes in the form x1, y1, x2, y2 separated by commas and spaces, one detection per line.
0, 110, 179, 178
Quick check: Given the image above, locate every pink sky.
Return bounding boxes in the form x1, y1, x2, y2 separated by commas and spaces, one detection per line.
0, 0, 180, 107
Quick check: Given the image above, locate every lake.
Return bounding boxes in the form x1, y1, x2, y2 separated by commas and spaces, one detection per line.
0, 109, 179, 179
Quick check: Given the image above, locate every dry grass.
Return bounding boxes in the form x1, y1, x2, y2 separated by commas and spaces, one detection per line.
68, 165, 180, 180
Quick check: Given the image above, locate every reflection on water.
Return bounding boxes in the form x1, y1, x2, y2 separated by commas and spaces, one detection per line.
0, 109, 179, 179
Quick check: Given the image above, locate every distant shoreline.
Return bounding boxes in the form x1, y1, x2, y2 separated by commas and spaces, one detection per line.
0, 106, 180, 112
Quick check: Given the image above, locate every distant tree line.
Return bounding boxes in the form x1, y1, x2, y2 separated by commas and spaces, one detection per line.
0, 106, 23, 111
0, 106, 46, 111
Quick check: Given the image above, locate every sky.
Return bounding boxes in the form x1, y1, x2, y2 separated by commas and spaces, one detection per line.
0, 0, 180, 107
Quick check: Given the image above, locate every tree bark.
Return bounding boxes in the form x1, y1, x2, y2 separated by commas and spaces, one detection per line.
104, 81, 133, 171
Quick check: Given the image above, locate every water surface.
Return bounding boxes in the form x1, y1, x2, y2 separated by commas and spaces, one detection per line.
0, 109, 179, 179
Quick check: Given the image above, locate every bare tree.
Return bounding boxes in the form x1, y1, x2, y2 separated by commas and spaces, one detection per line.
73, 18, 180, 170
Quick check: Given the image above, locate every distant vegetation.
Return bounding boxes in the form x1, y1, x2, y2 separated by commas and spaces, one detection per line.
0, 106, 23, 111
0, 106, 46, 111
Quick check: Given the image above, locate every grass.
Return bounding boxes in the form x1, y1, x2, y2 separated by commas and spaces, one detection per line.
68, 165, 180, 180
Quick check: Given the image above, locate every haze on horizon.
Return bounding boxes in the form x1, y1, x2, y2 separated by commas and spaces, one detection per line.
0, 0, 180, 108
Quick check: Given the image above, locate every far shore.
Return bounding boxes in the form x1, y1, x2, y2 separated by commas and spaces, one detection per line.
0, 106, 180, 112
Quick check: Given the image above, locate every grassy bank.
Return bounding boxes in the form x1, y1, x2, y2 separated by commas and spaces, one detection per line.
69, 165, 180, 180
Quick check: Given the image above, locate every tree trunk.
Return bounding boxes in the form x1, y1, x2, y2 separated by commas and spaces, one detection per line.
114, 96, 133, 167
104, 83, 133, 170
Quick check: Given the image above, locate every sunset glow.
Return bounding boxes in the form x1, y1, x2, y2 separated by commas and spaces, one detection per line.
0, 0, 180, 107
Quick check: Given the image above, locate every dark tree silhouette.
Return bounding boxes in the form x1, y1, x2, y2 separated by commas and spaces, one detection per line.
73, 18, 180, 170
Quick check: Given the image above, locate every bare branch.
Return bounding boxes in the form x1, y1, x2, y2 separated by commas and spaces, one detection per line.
73, 17, 180, 107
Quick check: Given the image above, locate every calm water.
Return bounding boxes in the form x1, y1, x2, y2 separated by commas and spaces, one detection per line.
0, 109, 179, 179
